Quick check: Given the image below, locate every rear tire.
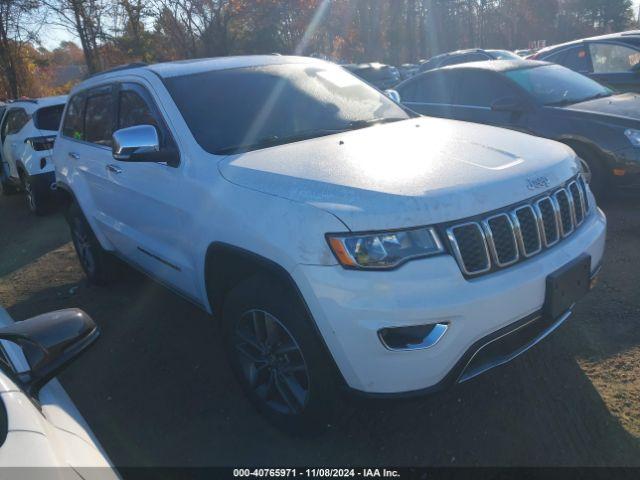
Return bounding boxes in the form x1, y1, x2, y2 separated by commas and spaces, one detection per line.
22, 173, 47, 216
222, 273, 340, 435
0, 164, 18, 196
66, 202, 119, 285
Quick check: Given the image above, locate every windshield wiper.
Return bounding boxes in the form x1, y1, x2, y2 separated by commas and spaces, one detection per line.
215, 118, 409, 155
547, 91, 612, 107
580, 92, 613, 102
345, 117, 407, 129
215, 128, 347, 155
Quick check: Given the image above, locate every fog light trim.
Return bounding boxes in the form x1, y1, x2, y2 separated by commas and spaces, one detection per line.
378, 323, 448, 351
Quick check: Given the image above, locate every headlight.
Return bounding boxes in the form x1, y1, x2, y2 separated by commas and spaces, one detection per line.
327, 226, 444, 269
624, 129, 640, 147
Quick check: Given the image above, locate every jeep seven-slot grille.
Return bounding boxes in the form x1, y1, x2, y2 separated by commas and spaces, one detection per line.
446, 176, 590, 277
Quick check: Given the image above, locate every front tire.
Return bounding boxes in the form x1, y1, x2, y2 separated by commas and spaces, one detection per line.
66, 202, 119, 285
222, 273, 340, 434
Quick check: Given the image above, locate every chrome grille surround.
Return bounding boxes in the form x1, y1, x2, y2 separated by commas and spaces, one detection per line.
533, 197, 560, 247
446, 175, 590, 277
481, 214, 519, 267
510, 205, 542, 257
446, 222, 491, 276
554, 189, 574, 237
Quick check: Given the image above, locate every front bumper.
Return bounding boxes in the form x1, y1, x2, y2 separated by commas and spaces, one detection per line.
292, 208, 606, 394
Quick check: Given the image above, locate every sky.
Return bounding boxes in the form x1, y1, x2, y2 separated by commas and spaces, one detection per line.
39, 0, 640, 51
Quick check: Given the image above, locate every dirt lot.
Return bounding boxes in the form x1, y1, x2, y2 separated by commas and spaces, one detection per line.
0, 192, 639, 467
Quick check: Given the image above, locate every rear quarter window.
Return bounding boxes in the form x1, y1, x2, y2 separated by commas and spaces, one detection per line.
34, 105, 65, 131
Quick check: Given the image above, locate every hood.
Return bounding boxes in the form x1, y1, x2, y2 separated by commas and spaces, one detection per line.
562, 92, 640, 123
219, 116, 579, 231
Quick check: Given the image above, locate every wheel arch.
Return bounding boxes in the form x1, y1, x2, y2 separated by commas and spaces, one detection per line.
556, 136, 609, 167
204, 241, 347, 386
204, 242, 299, 319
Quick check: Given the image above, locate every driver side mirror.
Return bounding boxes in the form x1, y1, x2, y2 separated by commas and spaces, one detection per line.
112, 124, 180, 166
491, 96, 527, 112
384, 89, 401, 103
0, 308, 99, 397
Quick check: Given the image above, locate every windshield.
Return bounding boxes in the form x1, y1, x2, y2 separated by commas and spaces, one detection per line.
163, 62, 411, 154
505, 64, 613, 106
488, 50, 521, 60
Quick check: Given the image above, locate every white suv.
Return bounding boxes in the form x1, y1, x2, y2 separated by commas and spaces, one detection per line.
52, 56, 606, 432
0, 96, 67, 214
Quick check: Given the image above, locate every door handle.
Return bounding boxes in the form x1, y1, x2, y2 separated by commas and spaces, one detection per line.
68, 152, 80, 160
106, 164, 123, 174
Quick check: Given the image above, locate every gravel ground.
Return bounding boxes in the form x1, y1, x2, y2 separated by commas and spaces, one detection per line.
0, 192, 638, 467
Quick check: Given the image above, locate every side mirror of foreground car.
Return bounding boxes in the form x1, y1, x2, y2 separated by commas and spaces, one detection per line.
112, 124, 180, 166
384, 89, 401, 103
0, 308, 99, 397
491, 96, 526, 112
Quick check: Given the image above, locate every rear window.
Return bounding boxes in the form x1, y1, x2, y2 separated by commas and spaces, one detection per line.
34, 104, 65, 131
163, 63, 409, 155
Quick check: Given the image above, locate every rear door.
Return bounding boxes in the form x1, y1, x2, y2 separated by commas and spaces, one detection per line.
57, 86, 119, 245
588, 41, 640, 93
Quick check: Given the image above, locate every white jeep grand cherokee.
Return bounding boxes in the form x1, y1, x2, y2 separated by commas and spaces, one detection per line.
52, 56, 606, 432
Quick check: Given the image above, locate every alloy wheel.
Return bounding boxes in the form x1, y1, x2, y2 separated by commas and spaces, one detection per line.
24, 178, 35, 212
71, 218, 96, 275
234, 309, 310, 415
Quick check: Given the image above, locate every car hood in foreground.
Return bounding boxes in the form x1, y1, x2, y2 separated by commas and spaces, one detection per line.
561, 92, 640, 123
219, 117, 579, 231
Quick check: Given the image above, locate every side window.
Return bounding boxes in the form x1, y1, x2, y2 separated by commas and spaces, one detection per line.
561, 46, 591, 72
541, 49, 567, 65
441, 53, 490, 67
117, 84, 176, 152
118, 90, 158, 130
0, 112, 13, 143
399, 72, 453, 104
589, 43, 640, 73
62, 95, 85, 141
84, 90, 114, 147
8, 110, 29, 135
1, 109, 29, 142
455, 72, 516, 107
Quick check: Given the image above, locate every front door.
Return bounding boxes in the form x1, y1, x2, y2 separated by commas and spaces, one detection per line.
99, 82, 198, 299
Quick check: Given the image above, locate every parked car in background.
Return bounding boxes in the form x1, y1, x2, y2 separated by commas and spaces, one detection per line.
0, 96, 67, 214
395, 60, 640, 197
342, 62, 401, 89
53, 56, 605, 433
531, 31, 640, 93
418, 48, 521, 72
0, 306, 116, 475
398, 63, 420, 80
515, 49, 537, 57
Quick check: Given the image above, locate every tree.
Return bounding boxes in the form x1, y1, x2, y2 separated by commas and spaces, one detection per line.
44, 0, 110, 73
0, 0, 41, 98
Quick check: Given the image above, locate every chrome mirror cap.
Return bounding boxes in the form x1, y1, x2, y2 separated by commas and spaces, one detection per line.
112, 124, 159, 161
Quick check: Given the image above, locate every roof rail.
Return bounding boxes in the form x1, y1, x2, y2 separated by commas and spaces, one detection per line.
88, 62, 148, 79
7, 98, 38, 104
